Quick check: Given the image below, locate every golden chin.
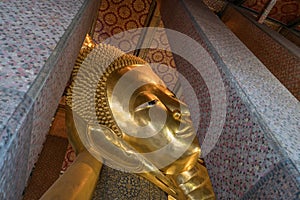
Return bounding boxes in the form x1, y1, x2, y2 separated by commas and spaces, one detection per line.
50, 35, 217, 200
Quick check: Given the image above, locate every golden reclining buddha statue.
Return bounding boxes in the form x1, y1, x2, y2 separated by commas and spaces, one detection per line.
41, 35, 216, 200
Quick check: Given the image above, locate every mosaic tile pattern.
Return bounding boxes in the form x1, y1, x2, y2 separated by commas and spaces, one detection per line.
0, 88, 32, 155
160, 0, 300, 198
0, 89, 26, 138
222, 6, 300, 101
27, 51, 78, 176
92, 165, 168, 200
0, 0, 84, 92
242, 159, 300, 199
205, 92, 283, 198
28, 73, 63, 178
60, 145, 168, 198
0, 107, 33, 200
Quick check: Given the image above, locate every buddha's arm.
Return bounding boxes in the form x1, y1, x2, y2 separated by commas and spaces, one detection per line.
40, 150, 102, 200
40, 106, 102, 200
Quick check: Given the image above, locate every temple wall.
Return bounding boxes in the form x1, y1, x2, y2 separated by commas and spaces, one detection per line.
0, 0, 100, 199
26, 0, 101, 181
0, 95, 33, 200
222, 6, 300, 101
160, 0, 300, 199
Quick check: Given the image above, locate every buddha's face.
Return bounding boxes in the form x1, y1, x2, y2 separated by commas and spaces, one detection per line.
107, 64, 200, 174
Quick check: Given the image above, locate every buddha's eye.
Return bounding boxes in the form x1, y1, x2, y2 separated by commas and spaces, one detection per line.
148, 99, 158, 106
135, 99, 158, 112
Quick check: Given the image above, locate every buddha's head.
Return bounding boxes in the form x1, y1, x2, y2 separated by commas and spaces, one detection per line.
67, 36, 200, 175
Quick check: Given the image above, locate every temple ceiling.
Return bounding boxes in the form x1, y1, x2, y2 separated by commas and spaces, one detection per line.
241, 0, 300, 29
204, 0, 300, 34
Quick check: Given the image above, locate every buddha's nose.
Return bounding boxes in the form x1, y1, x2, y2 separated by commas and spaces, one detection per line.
172, 109, 181, 120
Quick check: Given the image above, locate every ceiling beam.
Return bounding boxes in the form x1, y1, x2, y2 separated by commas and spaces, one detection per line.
237, 5, 298, 32
287, 17, 300, 28
257, 0, 277, 24
232, 0, 247, 6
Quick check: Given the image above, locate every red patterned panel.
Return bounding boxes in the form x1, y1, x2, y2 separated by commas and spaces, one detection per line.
93, 0, 152, 44
60, 144, 76, 173
92, 0, 179, 90
243, 0, 267, 13
144, 20, 178, 91
243, 0, 300, 24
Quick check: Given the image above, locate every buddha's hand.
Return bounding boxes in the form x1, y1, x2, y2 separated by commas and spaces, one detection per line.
174, 159, 216, 200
